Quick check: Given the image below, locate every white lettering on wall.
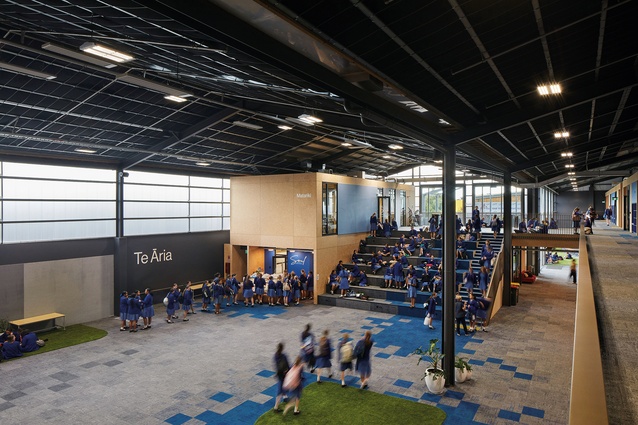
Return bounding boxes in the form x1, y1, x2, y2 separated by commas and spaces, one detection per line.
134, 248, 173, 265
296, 193, 311, 198
289, 255, 307, 266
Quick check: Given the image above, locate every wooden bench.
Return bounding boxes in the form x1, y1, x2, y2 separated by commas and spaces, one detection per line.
10, 312, 66, 331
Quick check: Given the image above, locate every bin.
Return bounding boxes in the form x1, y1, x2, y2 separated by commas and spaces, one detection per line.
510, 285, 519, 305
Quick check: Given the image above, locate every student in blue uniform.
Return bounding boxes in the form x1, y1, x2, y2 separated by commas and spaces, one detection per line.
254, 273, 266, 305
166, 285, 179, 324
283, 356, 304, 416
381, 244, 392, 257
230, 274, 240, 305
478, 266, 489, 297
461, 267, 476, 294
300, 324, 316, 371
482, 245, 494, 271
119, 291, 129, 331
338, 267, 350, 297
267, 275, 277, 306
273, 342, 290, 413
369, 252, 382, 274
275, 275, 284, 305
315, 329, 333, 383
425, 291, 439, 330
428, 214, 437, 239
181, 282, 193, 321
307, 271, 314, 301
358, 271, 368, 287
392, 257, 404, 289
338, 333, 354, 387
128, 291, 142, 332
282, 275, 291, 307
369, 212, 378, 237
518, 219, 527, 233
467, 293, 479, 332
20, 329, 40, 352
291, 274, 301, 306
243, 276, 255, 307
391, 218, 398, 231
142, 288, 154, 329
473, 215, 482, 240
604, 206, 613, 226
490, 215, 501, 237
201, 280, 211, 312
382, 219, 392, 237
328, 270, 338, 294
213, 277, 224, 314
455, 294, 469, 336
407, 272, 418, 308
355, 331, 374, 389
456, 235, 466, 259
383, 264, 393, 288
224, 274, 234, 307
1, 335, 22, 360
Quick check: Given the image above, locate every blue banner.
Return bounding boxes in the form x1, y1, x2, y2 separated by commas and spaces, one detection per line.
287, 250, 313, 277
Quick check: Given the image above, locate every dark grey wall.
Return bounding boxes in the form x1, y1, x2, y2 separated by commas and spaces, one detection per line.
0, 264, 24, 322
555, 190, 606, 216
0, 238, 115, 266
338, 183, 377, 234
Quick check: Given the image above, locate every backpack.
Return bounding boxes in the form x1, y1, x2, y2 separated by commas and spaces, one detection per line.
283, 281, 291, 291
319, 338, 330, 357
302, 335, 314, 355
572, 213, 581, 222
353, 339, 365, 359
202, 285, 210, 298
282, 364, 302, 391
340, 341, 354, 363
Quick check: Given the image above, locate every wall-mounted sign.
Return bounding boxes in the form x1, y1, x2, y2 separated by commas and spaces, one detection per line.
296, 193, 311, 198
287, 250, 313, 276
134, 249, 173, 265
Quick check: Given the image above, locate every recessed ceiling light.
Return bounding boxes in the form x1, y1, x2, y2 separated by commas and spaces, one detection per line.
561, 152, 573, 157
341, 142, 353, 147
565, 164, 575, 168
388, 144, 403, 150
233, 121, 263, 130
382, 155, 391, 159
568, 172, 576, 175
164, 95, 188, 103
74, 148, 96, 154
555, 131, 570, 138
569, 177, 576, 181
278, 125, 292, 131
0, 61, 56, 80
80, 42, 133, 63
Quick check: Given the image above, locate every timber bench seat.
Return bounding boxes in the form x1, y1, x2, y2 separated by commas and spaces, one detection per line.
10, 312, 66, 331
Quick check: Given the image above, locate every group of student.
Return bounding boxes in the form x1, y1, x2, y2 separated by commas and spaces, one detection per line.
119, 287, 156, 331
273, 324, 375, 416
0, 328, 44, 361
238, 270, 315, 308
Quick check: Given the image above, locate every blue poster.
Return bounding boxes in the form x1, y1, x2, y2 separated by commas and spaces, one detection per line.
287, 250, 313, 277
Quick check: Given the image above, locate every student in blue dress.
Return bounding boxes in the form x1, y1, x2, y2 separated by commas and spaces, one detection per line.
283, 355, 304, 416
254, 273, 266, 305
267, 275, 277, 306
603, 206, 613, 226
213, 277, 224, 314
273, 342, 290, 413
467, 293, 479, 332
223, 275, 234, 307
1, 335, 22, 360
407, 272, 418, 308
315, 329, 333, 383
518, 219, 527, 233
369, 212, 378, 237
165, 285, 179, 324
391, 218, 398, 231
275, 275, 284, 305
291, 274, 302, 306
307, 271, 314, 300
201, 280, 211, 312
428, 214, 437, 239
392, 257, 404, 289
549, 217, 558, 229
355, 331, 374, 389
482, 245, 495, 271
490, 215, 501, 237
473, 215, 482, 240
119, 291, 129, 331
230, 274, 240, 305
20, 329, 40, 352
456, 235, 466, 259
460, 267, 475, 294
338, 333, 354, 387
369, 252, 382, 274
243, 276, 255, 307
383, 264, 393, 288
381, 244, 392, 257
300, 324, 316, 371
478, 266, 489, 297
436, 218, 444, 238
455, 294, 470, 336
282, 275, 291, 307
425, 291, 439, 330
142, 288, 154, 329
181, 282, 193, 321
382, 218, 392, 237
127, 291, 142, 332
328, 270, 338, 294
299, 270, 308, 300
358, 271, 368, 287
338, 266, 350, 297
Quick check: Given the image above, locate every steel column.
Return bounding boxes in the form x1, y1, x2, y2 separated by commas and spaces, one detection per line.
442, 147, 456, 385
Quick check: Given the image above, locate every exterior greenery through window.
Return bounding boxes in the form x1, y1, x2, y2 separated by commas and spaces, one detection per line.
322, 182, 337, 235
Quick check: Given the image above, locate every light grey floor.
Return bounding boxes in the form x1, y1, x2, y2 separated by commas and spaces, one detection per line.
0, 264, 578, 424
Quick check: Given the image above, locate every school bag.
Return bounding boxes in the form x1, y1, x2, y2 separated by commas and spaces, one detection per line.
340, 341, 354, 363
282, 364, 302, 391
353, 339, 365, 359
283, 281, 291, 291
319, 338, 330, 357
302, 335, 314, 355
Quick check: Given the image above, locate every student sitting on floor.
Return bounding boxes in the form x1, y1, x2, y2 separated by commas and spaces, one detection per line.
20, 329, 41, 352
1, 334, 22, 360
0, 329, 13, 348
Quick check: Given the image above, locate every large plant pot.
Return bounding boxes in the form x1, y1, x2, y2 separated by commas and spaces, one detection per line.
455, 367, 467, 383
425, 368, 446, 394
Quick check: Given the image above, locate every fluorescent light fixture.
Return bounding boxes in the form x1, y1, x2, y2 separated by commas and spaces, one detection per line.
538, 83, 561, 95
74, 148, 97, 154
434, 159, 443, 164
41, 42, 117, 68
285, 117, 314, 127
195, 162, 210, 166
297, 114, 322, 124
438, 118, 451, 125
164, 95, 188, 103
382, 155, 391, 159
554, 131, 570, 138
480, 174, 487, 178
278, 125, 293, 131
80, 42, 133, 63
561, 152, 573, 157
388, 144, 403, 150
341, 142, 353, 147
117, 74, 192, 97
233, 121, 263, 130
569, 177, 576, 181
0, 61, 56, 80
565, 164, 575, 168
568, 171, 576, 175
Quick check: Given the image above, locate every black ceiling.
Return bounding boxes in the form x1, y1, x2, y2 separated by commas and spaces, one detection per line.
0, 0, 637, 192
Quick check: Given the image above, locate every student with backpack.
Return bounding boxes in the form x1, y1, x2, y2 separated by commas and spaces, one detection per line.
282, 356, 304, 416
300, 324, 316, 372
273, 342, 290, 413
201, 280, 211, 312
354, 331, 374, 389
338, 333, 354, 387
315, 330, 333, 383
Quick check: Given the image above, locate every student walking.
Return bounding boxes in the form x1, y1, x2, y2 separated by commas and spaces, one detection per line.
455, 294, 469, 336
165, 285, 179, 324
243, 276, 255, 307
604, 206, 613, 226
300, 324, 316, 372
407, 272, 418, 308
273, 342, 290, 413
315, 330, 333, 383
142, 288, 154, 329
282, 356, 304, 416
355, 331, 374, 389
425, 291, 439, 330
338, 333, 354, 387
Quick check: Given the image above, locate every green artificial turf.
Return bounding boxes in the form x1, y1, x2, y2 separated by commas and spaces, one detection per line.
254, 382, 446, 425
20, 324, 107, 358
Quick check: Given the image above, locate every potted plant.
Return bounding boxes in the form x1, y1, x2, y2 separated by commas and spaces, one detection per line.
454, 356, 468, 383
412, 338, 446, 393
464, 359, 473, 381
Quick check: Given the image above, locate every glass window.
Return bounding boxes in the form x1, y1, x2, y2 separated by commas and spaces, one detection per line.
3, 220, 115, 243
322, 182, 338, 235
124, 202, 189, 218
124, 218, 189, 236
